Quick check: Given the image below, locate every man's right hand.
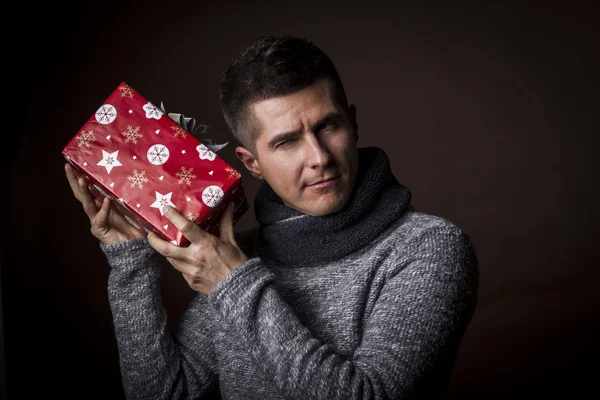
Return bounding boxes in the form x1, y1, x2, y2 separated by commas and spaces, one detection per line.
65, 163, 144, 245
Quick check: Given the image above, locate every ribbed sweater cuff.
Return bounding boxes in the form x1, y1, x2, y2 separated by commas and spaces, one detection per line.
208, 257, 270, 316
99, 237, 158, 272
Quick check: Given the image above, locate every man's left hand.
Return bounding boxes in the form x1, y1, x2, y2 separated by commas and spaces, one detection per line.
148, 202, 249, 296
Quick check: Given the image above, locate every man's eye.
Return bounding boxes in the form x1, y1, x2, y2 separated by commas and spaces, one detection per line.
322, 121, 339, 131
277, 139, 296, 148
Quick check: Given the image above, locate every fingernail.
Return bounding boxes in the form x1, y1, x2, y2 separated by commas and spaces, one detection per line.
161, 205, 170, 215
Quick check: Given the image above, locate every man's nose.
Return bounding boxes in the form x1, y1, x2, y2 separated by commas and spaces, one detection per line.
305, 133, 332, 168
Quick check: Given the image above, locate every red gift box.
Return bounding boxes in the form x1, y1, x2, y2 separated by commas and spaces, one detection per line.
62, 82, 249, 246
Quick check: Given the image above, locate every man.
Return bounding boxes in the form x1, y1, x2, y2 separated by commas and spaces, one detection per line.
65, 34, 479, 399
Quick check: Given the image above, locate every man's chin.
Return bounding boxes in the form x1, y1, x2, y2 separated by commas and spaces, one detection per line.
304, 199, 348, 217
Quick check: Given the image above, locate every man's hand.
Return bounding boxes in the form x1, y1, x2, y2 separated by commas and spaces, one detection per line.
65, 163, 144, 245
147, 202, 249, 296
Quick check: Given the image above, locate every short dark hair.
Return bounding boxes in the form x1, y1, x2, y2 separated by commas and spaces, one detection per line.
219, 34, 349, 155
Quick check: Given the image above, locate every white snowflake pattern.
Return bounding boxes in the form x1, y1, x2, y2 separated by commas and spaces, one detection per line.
147, 144, 170, 165
196, 143, 216, 161
76, 129, 96, 148
202, 185, 224, 208
127, 169, 149, 189
95, 104, 117, 124
121, 125, 143, 144
142, 102, 164, 120
176, 166, 197, 186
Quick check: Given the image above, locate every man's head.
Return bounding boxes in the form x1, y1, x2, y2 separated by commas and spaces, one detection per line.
220, 35, 359, 216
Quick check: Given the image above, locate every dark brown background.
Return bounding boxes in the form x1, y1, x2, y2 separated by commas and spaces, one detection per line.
2, 0, 598, 398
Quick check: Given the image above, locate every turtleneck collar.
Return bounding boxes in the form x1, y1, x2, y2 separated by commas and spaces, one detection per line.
254, 146, 412, 266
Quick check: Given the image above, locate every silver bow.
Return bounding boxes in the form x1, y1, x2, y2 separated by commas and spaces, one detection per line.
159, 102, 229, 153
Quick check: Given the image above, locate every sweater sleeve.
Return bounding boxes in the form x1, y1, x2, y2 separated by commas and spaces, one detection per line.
208, 226, 479, 399
101, 237, 219, 400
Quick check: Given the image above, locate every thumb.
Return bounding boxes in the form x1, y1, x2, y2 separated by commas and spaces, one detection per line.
219, 202, 235, 244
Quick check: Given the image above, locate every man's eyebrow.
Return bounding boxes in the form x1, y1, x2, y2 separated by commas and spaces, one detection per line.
313, 112, 344, 132
267, 111, 344, 150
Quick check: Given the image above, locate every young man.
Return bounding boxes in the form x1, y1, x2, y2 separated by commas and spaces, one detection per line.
65, 34, 479, 399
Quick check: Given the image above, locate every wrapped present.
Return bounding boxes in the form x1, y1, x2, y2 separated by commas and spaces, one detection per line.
62, 82, 249, 246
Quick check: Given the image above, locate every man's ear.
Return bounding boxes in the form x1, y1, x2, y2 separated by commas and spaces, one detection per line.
348, 104, 359, 142
235, 146, 263, 180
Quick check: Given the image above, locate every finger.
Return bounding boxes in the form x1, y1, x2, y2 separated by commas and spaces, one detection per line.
65, 163, 83, 202
179, 270, 200, 290
166, 256, 197, 278
219, 203, 236, 244
162, 205, 209, 244
78, 177, 99, 219
147, 231, 187, 260
93, 197, 111, 229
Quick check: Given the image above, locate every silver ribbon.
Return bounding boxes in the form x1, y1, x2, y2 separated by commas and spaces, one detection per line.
159, 102, 229, 153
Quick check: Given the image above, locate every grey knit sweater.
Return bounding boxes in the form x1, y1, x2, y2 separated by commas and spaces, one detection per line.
101, 210, 478, 399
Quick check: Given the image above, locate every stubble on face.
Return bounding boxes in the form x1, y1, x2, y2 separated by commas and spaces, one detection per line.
246, 80, 359, 216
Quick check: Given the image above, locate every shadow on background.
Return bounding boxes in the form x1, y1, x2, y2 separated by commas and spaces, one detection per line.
2, 0, 598, 398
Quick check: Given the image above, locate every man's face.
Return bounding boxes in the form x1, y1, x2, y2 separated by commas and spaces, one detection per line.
236, 79, 359, 216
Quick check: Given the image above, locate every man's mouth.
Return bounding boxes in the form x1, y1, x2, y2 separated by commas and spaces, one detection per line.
307, 176, 340, 188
